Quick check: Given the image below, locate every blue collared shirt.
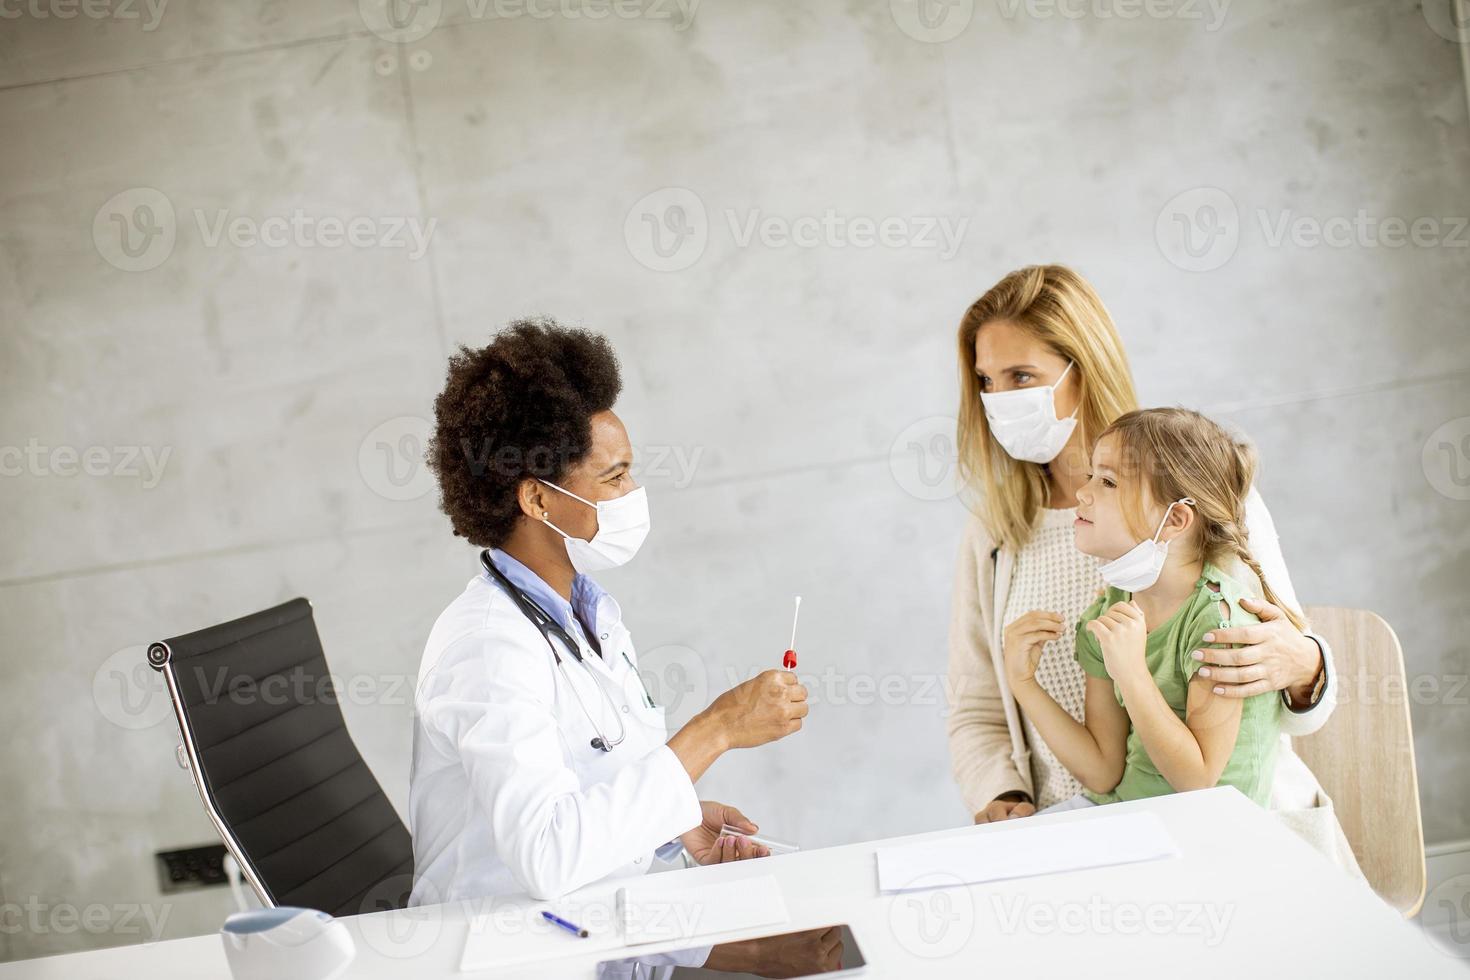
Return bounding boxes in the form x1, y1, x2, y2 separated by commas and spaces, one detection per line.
490, 552, 611, 658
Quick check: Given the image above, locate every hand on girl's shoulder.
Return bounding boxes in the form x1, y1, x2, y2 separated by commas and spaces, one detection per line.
1187, 574, 1263, 652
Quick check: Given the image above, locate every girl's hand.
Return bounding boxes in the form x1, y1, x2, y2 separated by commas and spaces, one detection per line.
1087, 601, 1148, 679
1003, 610, 1064, 686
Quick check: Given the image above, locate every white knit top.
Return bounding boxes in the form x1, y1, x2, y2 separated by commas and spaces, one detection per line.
1002, 505, 1103, 808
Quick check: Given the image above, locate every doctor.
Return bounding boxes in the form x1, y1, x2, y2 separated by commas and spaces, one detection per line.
409, 320, 834, 976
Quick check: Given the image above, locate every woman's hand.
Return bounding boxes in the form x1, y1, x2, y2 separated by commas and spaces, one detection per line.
681, 801, 770, 865
1086, 601, 1148, 681
974, 794, 1036, 824
1002, 610, 1063, 686
1190, 596, 1323, 703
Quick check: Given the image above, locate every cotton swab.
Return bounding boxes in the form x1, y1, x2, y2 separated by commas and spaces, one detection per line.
782, 595, 802, 670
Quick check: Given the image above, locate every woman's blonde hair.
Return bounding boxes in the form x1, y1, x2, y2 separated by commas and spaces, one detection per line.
956, 264, 1139, 551
1100, 408, 1307, 631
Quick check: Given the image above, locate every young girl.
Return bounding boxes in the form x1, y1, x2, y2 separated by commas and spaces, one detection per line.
1003, 407, 1305, 808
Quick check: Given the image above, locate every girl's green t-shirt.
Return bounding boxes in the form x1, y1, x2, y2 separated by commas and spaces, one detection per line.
1074, 563, 1282, 806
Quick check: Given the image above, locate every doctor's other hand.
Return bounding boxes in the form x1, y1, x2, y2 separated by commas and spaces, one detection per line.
974, 792, 1036, 824
682, 801, 770, 865
667, 669, 808, 782
706, 926, 843, 978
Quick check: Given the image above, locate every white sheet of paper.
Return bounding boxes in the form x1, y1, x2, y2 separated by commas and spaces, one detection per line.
876, 811, 1180, 893
619, 874, 790, 946
458, 896, 622, 973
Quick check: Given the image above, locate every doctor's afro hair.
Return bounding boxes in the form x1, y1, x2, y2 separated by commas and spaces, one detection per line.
427, 318, 622, 548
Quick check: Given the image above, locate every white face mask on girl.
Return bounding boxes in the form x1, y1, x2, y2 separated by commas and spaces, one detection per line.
540, 480, 651, 574
980, 360, 1079, 464
1097, 497, 1196, 592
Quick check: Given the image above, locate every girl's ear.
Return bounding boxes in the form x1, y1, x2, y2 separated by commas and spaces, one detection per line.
1160, 499, 1195, 542
517, 478, 549, 522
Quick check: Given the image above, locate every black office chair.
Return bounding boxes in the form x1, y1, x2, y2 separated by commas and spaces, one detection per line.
148, 598, 414, 916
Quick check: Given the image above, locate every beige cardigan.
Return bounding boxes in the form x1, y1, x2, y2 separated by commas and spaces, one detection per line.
946, 505, 1353, 834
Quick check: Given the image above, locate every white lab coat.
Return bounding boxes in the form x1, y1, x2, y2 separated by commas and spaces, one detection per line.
408, 564, 704, 908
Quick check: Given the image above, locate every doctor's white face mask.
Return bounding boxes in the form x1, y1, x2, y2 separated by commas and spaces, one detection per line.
1097, 496, 1196, 593
980, 360, 1079, 464
540, 480, 650, 574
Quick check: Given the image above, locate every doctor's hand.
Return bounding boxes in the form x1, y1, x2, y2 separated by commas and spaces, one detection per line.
709, 669, 809, 749
681, 801, 770, 865
706, 926, 844, 977
668, 670, 808, 782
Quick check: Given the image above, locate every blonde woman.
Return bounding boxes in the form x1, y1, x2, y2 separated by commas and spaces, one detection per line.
946, 265, 1356, 865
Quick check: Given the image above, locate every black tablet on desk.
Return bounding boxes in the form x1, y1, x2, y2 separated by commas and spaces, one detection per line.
595, 923, 866, 978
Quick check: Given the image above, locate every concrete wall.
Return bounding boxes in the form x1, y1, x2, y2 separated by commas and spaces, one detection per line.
1, 0, 1467, 960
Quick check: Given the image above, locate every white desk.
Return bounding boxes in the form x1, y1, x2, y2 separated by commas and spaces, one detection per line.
5, 788, 1465, 979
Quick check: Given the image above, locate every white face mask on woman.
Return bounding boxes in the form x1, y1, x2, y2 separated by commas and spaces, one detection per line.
541, 481, 651, 574
980, 361, 1079, 464
1097, 497, 1195, 592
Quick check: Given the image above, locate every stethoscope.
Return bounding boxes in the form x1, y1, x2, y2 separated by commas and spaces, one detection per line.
480, 550, 657, 753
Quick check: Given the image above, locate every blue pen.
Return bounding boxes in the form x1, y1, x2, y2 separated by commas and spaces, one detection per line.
541, 910, 589, 938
